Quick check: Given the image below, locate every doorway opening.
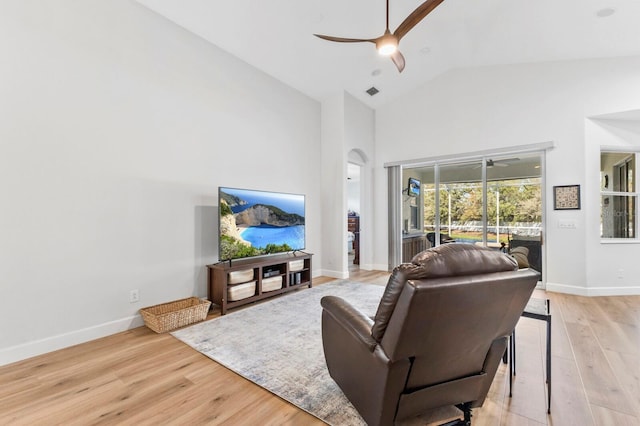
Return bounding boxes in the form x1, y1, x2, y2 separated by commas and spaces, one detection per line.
347, 162, 361, 272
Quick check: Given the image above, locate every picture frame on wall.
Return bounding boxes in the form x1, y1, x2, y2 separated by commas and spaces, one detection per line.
554, 185, 581, 210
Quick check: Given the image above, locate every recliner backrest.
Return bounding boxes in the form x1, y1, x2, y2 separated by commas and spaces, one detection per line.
380, 269, 537, 389
371, 243, 538, 391
371, 244, 519, 341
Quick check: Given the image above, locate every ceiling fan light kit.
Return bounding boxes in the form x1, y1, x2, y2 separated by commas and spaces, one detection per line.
314, 0, 446, 73
376, 31, 398, 56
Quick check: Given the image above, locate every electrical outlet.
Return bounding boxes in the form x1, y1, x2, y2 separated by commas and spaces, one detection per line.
129, 289, 139, 303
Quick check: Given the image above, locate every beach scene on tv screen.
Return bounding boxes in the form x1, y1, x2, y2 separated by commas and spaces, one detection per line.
219, 188, 305, 260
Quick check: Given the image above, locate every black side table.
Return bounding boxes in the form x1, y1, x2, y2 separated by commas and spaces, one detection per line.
509, 297, 551, 414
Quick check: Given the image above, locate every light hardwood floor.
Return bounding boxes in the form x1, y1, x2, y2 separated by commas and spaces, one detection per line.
1, 270, 639, 425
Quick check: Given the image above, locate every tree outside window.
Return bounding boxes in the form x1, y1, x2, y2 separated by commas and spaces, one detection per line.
423, 178, 541, 244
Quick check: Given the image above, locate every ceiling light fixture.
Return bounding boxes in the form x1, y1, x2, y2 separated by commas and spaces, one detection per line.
376, 31, 398, 56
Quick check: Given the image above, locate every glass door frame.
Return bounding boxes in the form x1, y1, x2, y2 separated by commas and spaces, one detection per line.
386, 143, 551, 286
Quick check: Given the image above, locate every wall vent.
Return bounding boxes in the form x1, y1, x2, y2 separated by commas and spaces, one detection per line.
366, 87, 379, 96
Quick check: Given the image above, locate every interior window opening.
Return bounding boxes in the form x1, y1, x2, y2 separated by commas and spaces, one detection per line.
601, 151, 637, 239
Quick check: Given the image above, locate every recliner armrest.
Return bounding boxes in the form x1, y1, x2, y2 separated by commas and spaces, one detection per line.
321, 295, 377, 352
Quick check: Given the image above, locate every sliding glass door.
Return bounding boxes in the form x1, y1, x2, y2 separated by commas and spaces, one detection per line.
486, 155, 542, 271
401, 153, 543, 274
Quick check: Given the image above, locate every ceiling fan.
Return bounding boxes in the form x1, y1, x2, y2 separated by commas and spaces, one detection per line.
314, 0, 446, 73
473, 158, 520, 169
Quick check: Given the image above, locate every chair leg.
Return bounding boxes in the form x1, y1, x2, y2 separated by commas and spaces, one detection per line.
509, 331, 514, 397
460, 403, 472, 425
512, 330, 517, 375
438, 403, 472, 426
438, 420, 468, 426
546, 316, 552, 414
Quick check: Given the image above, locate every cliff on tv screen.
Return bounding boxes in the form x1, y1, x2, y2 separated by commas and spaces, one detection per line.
218, 187, 305, 260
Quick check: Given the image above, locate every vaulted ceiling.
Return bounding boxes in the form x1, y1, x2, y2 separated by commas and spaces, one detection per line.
137, 0, 640, 109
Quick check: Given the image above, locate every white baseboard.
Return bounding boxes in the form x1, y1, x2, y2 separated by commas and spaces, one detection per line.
545, 282, 589, 296
371, 263, 391, 272
318, 269, 349, 279
354, 263, 386, 272
545, 282, 640, 296
313, 265, 389, 278
0, 315, 145, 367
584, 285, 640, 296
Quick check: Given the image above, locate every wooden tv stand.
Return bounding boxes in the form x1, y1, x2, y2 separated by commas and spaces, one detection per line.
207, 252, 313, 315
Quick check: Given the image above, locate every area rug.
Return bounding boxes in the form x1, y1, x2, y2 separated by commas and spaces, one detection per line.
171, 280, 385, 426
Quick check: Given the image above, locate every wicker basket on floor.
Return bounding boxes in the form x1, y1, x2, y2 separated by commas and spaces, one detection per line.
140, 297, 212, 333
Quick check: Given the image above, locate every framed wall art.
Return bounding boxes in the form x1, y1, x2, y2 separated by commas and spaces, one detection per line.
554, 185, 581, 210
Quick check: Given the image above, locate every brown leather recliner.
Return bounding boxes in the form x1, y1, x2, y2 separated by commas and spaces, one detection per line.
321, 244, 539, 426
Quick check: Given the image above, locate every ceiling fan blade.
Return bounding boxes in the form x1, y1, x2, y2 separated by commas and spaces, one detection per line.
393, 0, 447, 41
314, 34, 376, 44
390, 50, 406, 73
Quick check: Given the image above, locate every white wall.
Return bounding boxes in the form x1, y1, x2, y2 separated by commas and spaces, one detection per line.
344, 93, 375, 270
375, 56, 640, 295
320, 92, 375, 276
320, 94, 346, 278
0, 0, 321, 365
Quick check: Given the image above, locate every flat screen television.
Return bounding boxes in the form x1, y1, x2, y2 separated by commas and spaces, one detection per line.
218, 187, 305, 261
408, 177, 421, 197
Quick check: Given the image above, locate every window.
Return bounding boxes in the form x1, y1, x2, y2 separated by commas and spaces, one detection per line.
601, 151, 637, 239
406, 156, 542, 248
